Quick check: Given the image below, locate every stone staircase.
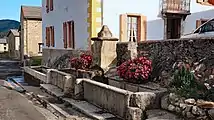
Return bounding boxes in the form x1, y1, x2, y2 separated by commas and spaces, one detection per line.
39, 83, 183, 120
40, 84, 120, 120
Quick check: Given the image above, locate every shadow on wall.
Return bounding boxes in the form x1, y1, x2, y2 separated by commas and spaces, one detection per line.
147, 19, 164, 40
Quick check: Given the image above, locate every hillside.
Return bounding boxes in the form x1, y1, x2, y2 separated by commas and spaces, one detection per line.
0, 19, 20, 38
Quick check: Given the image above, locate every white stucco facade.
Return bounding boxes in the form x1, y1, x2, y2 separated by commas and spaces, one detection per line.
147, 9, 214, 40
42, 0, 214, 49
42, 0, 88, 49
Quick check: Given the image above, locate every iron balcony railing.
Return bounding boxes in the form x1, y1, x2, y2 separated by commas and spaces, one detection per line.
159, 0, 191, 14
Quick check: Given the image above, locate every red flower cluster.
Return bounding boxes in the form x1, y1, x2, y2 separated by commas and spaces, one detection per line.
117, 57, 152, 82
70, 53, 93, 69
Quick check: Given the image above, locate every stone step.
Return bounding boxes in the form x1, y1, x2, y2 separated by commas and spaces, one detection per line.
40, 83, 117, 120
63, 98, 116, 120
146, 109, 183, 120
40, 84, 64, 98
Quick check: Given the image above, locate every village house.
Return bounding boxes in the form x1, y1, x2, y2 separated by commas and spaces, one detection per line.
7, 29, 20, 59
0, 38, 8, 53
42, 0, 147, 51
20, 5, 43, 61
147, 0, 214, 40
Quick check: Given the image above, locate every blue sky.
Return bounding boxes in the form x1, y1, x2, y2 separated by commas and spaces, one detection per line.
0, 0, 213, 21
0, 0, 41, 21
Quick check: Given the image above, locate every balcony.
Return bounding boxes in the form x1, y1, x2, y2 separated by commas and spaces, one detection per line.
159, 0, 191, 16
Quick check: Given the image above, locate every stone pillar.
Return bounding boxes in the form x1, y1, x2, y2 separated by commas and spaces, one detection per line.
128, 42, 138, 59
91, 25, 118, 70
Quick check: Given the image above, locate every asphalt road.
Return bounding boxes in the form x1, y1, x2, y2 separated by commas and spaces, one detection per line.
0, 87, 46, 120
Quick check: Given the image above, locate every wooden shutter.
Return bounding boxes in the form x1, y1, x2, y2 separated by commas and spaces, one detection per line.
46, 0, 49, 13
67, 21, 71, 48
50, 0, 53, 11
51, 26, 55, 47
71, 21, 75, 49
46, 27, 50, 47
67, 21, 75, 49
196, 20, 201, 29
119, 14, 127, 41
63, 22, 67, 48
137, 17, 141, 42
140, 15, 147, 41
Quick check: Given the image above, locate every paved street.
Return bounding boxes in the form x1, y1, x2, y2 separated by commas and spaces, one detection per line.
0, 87, 46, 120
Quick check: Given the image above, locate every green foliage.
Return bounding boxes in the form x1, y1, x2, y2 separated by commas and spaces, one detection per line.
30, 56, 42, 66
170, 67, 205, 99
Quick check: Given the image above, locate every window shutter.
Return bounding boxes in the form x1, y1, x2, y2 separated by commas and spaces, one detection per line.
46, 0, 49, 13
119, 14, 127, 41
51, 26, 55, 47
50, 0, 53, 11
137, 17, 141, 42
71, 21, 75, 49
140, 15, 147, 41
196, 20, 201, 29
67, 21, 75, 49
46, 27, 50, 47
67, 21, 71, 48
63, 22, 67, 48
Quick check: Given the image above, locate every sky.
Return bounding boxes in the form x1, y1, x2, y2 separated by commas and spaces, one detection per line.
0, 0, 41, 21
0, 0, 213, 21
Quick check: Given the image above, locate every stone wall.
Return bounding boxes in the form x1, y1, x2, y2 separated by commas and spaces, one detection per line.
42, 48, 87, 69
83, 79, 133, 118
24, 67, 47, 83
26, 20, 42, 57
117, 38, 214, 79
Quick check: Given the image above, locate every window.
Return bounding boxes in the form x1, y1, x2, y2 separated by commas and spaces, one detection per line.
3, 43, 6, 46
46, 0, 53, 13
38, 43, 44, 53
120, 14, 147, 42
196, 19, 209, 29
4, 47, 6, 51
46, 26, 55, 47
63, 21, 75, 49
127, 16, 138, 42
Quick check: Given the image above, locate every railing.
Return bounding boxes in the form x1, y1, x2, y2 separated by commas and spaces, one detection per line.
159, 0, 190, 14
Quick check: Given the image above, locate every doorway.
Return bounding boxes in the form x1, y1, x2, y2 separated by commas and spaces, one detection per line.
166, 18, 181, 39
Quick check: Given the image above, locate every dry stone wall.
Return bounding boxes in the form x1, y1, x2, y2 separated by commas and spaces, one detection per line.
117, 38, 214, 80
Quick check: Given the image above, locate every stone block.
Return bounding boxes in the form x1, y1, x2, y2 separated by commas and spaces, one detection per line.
74, 79, 84, 99
83, 79, 132, 118
130, 92, 156, 110
161, 95, 169, 110
126, 107, 142, 120
64, 75, 76, 97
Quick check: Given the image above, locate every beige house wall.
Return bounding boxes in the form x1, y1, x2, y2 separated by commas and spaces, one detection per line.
8, 33, 15, 57
20, 19, 42, 60
8, 33, 20, 59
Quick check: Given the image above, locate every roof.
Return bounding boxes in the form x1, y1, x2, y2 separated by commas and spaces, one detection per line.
7, 29, 19, 37
21, 6, 42, 20
0, 38, 7, 44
